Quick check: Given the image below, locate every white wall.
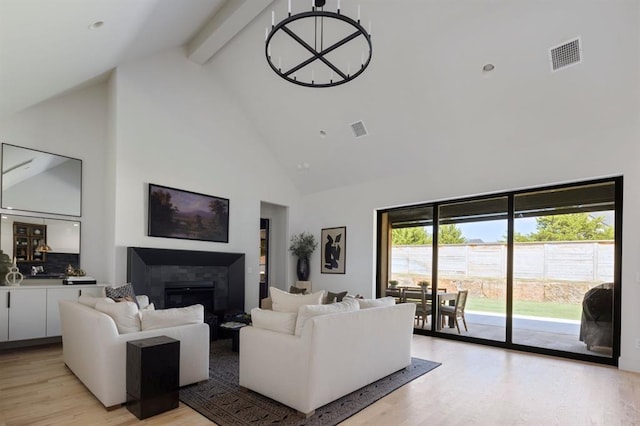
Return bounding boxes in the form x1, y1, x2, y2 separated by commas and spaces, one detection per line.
110, 48, 300, 310
0, 84, 109, 280
103, 71, 118, 284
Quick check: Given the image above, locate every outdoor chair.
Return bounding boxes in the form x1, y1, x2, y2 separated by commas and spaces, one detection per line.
409, 286, 432, 328
386, 286, 404, 304
440, 290, 468, 333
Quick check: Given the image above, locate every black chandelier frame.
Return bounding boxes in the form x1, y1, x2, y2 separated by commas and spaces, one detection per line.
265, 7, 372, 88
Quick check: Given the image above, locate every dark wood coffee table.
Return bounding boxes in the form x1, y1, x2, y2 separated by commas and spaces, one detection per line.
219, 322, 247, 352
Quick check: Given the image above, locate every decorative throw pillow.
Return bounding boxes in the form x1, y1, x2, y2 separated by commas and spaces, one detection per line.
140, 302, 155, 312
294, 298, 360, 336
135, 295, 150, 309
105, 283, 137, 305
270, 287, 324, 313
250, 308, 297, 335
289, 286, 308, 294
140, 304, 204, 331
325, 291, 348, 304
95, 300, 141, 333
78, 295, 113, 308
357, 296, 396, 309
344, 294, 365, 299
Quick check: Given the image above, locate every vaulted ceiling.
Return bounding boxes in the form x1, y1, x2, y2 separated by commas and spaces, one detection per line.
1, 0, 638, 194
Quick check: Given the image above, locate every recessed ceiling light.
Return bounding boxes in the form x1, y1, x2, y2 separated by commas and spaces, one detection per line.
482, 63, 495, 72
88, 21, 104, 30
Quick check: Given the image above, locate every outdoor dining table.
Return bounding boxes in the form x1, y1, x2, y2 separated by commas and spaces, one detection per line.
386, 286, 458, 330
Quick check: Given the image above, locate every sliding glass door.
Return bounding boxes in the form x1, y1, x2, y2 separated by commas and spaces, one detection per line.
387, 206, 434, 330
512, 182, 616, 357
377, 177, 621, 365
437, 197, 508, 341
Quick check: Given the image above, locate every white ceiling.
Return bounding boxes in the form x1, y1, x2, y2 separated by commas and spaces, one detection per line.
0, 0, 229, 117
1, 0, 638, 195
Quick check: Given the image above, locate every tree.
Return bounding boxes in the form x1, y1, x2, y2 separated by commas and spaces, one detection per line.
513, 232, 532, 242
392, 227, 432, 245
438, 224, 466, 244
148, 190, 178, 234
519, 213, 614, 241
208, 199, 229, 239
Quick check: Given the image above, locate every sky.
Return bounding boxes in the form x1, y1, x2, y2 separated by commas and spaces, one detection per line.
457, 218, 536, 243
454, 211, 614, 243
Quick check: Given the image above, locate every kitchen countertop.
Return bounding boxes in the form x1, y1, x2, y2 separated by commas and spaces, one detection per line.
1, 280, 108, 289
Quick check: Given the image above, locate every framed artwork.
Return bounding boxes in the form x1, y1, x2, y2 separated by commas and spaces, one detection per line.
148, 183, 229, 243
321, 226, 346, 274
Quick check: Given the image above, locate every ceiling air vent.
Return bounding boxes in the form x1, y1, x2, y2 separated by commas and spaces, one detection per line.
550, 37, 582, 72
350, 121, 368, 138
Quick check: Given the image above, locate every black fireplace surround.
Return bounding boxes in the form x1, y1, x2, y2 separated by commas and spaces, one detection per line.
126, 247, 245, 318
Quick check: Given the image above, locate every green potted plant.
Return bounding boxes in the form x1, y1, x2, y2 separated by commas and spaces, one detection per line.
289, 232, 318, 281
418, 280, 429, 287
388, 280, 398, 289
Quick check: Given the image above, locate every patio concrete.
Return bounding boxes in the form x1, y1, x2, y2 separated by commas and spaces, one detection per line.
418, 311, 613, 358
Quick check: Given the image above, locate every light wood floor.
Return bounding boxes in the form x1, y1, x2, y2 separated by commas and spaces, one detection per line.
1, 336, 639, 425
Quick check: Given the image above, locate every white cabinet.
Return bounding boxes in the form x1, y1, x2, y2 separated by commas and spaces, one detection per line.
46, 286, 103, 336
46, 287, 80, 337
0, 290, 8, 341
77, 286, 104, 297
8, 288, 47, 341
1, 285, 106, 343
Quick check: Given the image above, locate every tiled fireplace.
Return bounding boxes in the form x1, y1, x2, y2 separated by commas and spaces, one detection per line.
126, 247, 245, 317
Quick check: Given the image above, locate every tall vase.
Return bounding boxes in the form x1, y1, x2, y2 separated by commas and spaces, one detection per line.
296, 257, 310, 281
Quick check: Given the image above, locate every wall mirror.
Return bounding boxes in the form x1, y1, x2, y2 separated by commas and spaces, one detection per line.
1, 214, 80, 279
1, 143, 82, 216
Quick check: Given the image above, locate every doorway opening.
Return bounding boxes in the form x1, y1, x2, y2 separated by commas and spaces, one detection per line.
260, 218, 269, 301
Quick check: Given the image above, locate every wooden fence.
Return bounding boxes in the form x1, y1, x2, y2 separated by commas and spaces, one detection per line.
392, 241, 614, 283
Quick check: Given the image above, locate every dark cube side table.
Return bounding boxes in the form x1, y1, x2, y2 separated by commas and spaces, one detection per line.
126, 336, 180, 420
219, 322, 247, 352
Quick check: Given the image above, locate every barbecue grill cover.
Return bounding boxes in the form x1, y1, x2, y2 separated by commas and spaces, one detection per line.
579, 282, 613, 349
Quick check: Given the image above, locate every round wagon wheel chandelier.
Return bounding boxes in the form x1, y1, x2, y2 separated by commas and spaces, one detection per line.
265, 0, 372, 88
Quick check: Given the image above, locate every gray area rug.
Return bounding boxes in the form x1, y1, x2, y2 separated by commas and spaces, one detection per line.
179, 339, 441, 426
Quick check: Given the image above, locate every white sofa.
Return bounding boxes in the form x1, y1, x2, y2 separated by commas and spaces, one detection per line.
58, 299, 210, 408
239, 302, 416, 415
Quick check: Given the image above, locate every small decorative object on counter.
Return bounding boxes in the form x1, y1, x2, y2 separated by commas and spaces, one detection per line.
65, 264, 87, 277
389, 280, 398, 288
5, 259, 24, 286
0, 250, 12, 285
